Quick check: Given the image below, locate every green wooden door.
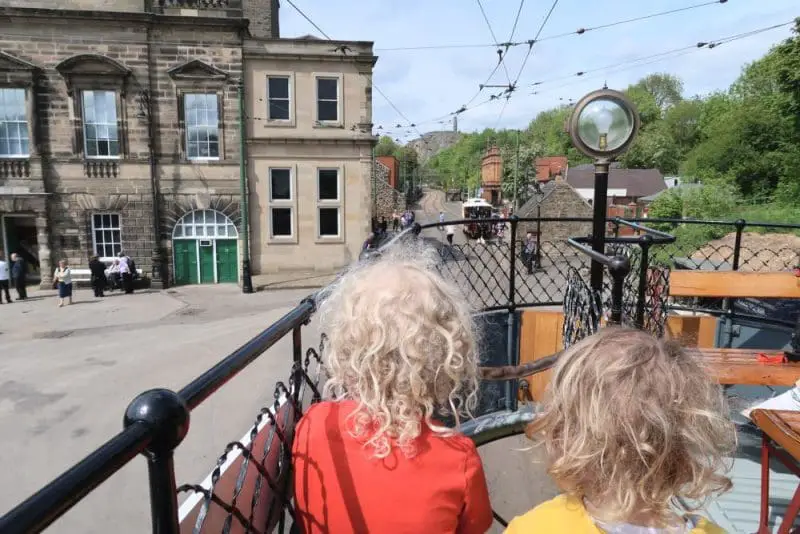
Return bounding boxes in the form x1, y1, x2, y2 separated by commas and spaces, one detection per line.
199, 241, 214, 284
216, 239, 238, 283
173, 240, 198, 285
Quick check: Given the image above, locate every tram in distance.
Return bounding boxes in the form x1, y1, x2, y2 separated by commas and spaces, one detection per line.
461, 198, 494, 239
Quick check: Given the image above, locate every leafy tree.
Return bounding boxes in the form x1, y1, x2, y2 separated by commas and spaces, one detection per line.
375, 136, 400, 157
620, 121, 681, 174
632, 73, 684, 112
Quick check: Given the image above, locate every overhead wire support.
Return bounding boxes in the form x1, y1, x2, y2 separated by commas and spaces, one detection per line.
475, 0, 513, 85
374, 0, 731, 52
405, 17, 792, 132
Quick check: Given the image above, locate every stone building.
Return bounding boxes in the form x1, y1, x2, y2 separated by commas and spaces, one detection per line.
517, 178, 592, 244
244, 37, 376, 274
0, 0, 277, 288
480, 145, 502, 206
372, 159, 405, 222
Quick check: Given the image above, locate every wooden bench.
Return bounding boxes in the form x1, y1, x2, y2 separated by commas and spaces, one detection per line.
750, 409, 800, 534
669, 270, 800, 386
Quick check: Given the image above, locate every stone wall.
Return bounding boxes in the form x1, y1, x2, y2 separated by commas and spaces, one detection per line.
518, 180, 592, 243
373, 160, 405, 221
0, 8, 245, 285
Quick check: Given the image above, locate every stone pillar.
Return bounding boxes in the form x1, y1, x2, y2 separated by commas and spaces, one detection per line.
36, 213, 52, 289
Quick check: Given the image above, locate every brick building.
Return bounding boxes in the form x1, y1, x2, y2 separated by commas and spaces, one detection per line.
376, 155, 399, 189
0, 0, 277, 288
480, 145, 502, 206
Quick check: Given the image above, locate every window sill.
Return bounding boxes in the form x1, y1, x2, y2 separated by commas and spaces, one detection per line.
313, 121, 344, 129
267, 236, 299, 245
314, 236, 345, 245
263, 119, 296, 128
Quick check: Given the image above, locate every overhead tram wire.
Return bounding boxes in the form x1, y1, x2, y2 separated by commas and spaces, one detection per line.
475, 0, 513, 85
524, 20, 795, 91
283, 0, 429, 144
493, 0, 560, 128
374, 0, 730, 52
395, 19, 793, 132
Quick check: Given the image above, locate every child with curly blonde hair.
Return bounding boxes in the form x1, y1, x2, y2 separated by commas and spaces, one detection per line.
292, 248, 493, 534
507, 327, 736, 534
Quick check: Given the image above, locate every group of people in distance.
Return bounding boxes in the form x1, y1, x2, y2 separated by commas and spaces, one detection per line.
291, 245, 735, 533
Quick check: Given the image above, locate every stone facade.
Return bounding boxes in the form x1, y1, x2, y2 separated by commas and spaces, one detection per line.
517, 179, 592, 243
245, 37, 377, 274
0, 4, 251, 287
372, 160, 404, 221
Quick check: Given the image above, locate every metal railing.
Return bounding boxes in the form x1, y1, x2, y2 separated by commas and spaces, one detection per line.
1, 215, 797, 534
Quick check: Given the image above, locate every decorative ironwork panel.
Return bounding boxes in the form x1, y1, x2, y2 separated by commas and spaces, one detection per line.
562, 268, 601, 348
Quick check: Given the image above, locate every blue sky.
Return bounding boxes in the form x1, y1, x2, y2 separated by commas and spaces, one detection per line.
279, 0, 798, 141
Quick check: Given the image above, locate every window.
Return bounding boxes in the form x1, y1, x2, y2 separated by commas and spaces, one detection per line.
269, 168, 294, 238
173, 210, 237, 239
0, 88, 29, 157
317, 168, 341, 238
184, 93, 219, 160
82, 90, 119, 158
267, 76, 290, 121
316, 77, 339, 122
92, 213, 122, 257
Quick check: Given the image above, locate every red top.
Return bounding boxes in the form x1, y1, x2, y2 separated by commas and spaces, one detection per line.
292, 400, 493, 534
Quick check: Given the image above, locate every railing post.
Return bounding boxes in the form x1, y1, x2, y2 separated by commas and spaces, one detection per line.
732, 219, 746, 271
534, 207, 542, 270
124, 389, 190, 534
608, 255, 630, 326
635, 235, 652, 329
508, 215, 518, 308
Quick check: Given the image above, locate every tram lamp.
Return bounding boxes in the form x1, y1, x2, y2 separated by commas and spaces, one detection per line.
568, 88, 640, 292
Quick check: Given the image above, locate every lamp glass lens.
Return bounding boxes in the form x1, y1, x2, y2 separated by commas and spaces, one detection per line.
577, 97, 634, 153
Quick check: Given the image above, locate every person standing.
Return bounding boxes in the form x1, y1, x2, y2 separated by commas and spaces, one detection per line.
53, 259, 73, 307
118, 252, 134, 294
392, 211, 400, 232
446, 223, 455, 246
10, 252, 27, 300
0, 253, 11, 304
89, 255, 106, 297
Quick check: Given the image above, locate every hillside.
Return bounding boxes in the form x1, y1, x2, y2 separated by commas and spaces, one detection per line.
406, 131, 462, 164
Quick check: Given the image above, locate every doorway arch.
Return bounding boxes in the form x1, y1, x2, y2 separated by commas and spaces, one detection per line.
172, 209, 239, 285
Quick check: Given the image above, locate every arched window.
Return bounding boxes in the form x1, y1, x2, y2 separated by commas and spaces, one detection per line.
172, 210, 237, 239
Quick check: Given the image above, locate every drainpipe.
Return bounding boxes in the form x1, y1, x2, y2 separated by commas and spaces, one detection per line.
146, 23, 165, 289
238, 80, 253, 294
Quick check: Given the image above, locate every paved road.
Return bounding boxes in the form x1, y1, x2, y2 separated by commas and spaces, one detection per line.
413, 188, 588, 311
0, 286, 318, 533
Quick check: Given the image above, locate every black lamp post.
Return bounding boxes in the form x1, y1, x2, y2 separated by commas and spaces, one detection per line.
567, 88, 640, 292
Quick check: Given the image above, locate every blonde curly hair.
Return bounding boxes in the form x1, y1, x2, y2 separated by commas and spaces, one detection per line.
528, 327, 736, 526
318, 245, 480, 458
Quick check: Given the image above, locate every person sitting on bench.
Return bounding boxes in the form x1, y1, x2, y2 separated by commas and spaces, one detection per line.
507, 328, 737, 533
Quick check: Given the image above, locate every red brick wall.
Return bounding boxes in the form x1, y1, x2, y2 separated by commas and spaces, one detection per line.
376, 155, 400, 189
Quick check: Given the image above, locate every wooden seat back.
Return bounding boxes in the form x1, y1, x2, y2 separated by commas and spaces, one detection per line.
669, 271, 800, 299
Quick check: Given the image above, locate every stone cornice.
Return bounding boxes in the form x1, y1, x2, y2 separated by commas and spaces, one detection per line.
246, 136, 377, 147
0, 7, 249, 32
243, 51, 377, 67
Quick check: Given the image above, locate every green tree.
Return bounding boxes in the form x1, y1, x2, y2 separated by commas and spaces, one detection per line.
375, 136, 401, 157
620, 121, 681, 174
632, 73, 684, 112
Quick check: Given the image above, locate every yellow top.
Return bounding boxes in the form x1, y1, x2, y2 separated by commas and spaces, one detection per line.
504, 495, 726, 534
